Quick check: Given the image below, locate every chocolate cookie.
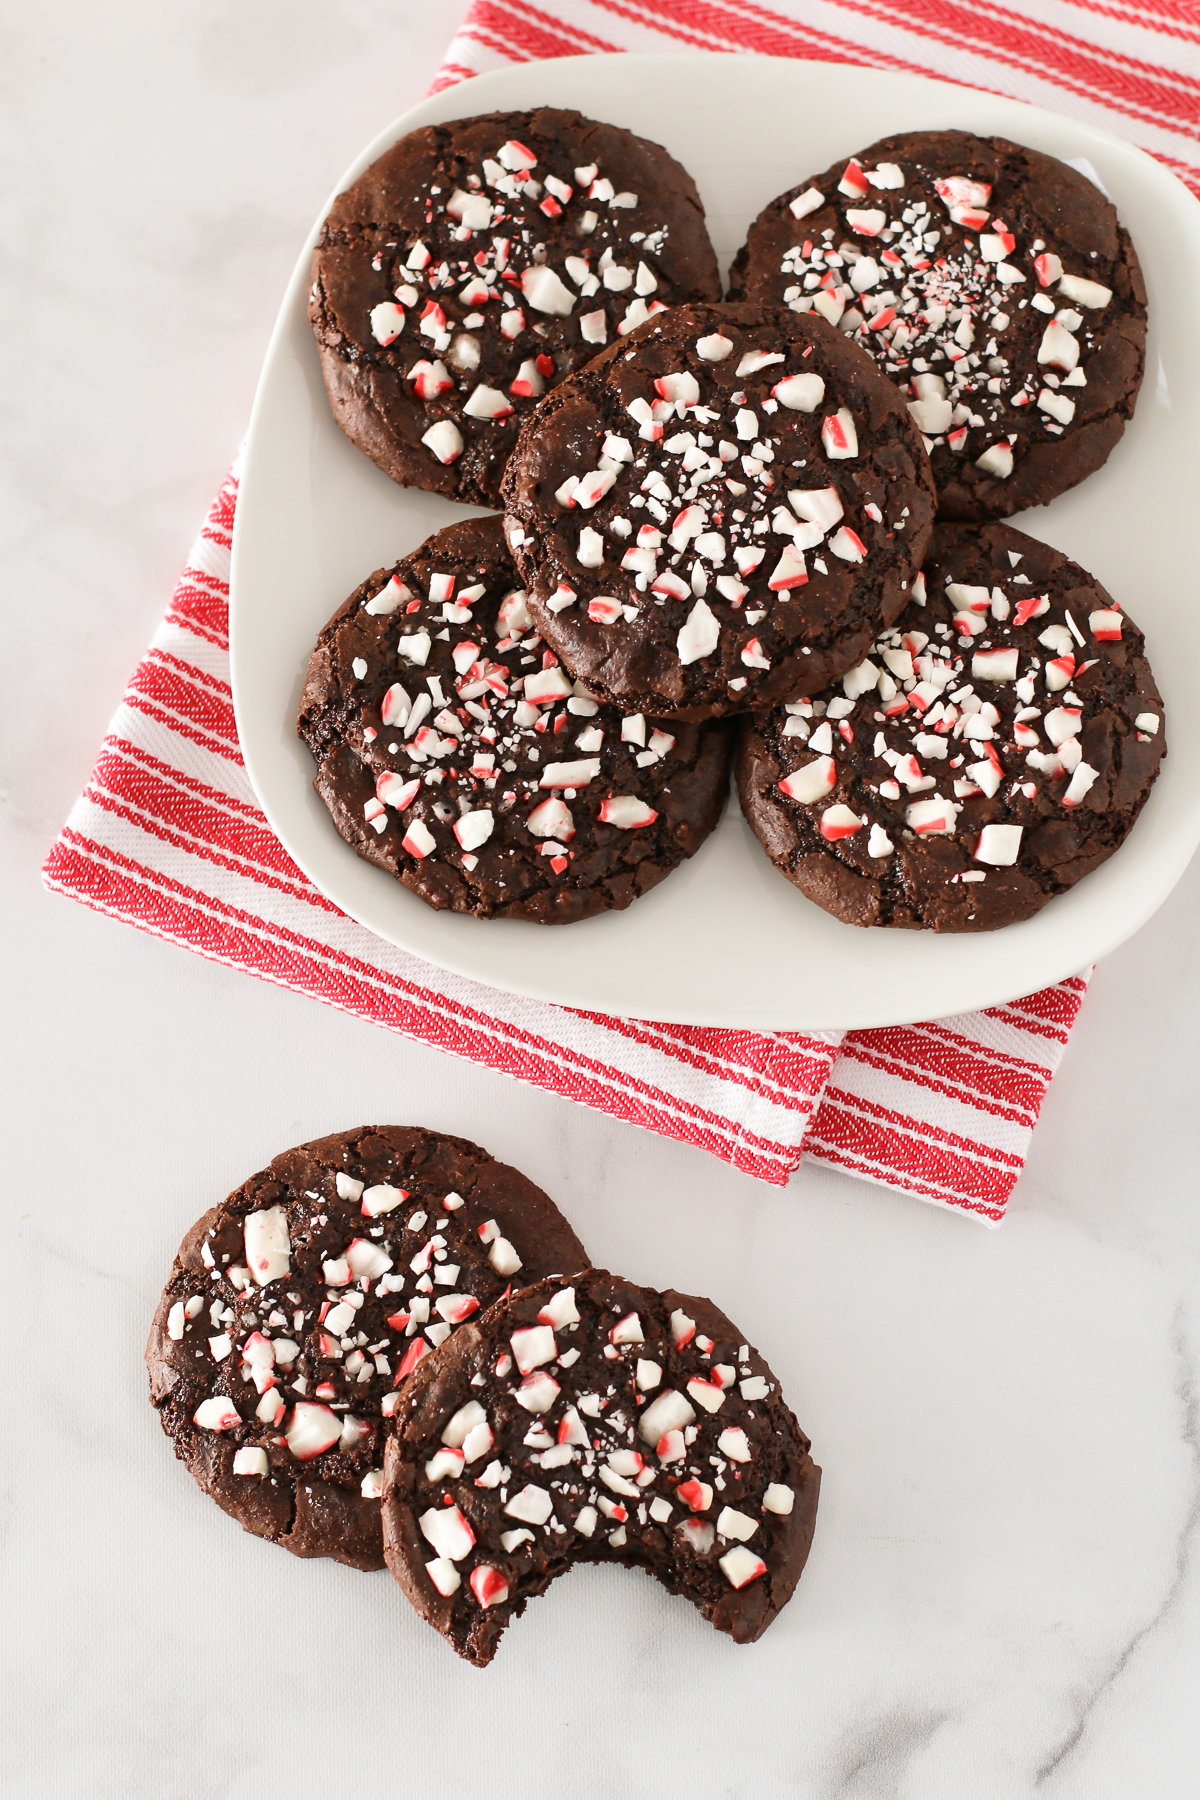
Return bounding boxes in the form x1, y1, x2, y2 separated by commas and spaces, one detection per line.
297, 515, 734, 924
501, 301, 937, 720
729, 131, 1146, 521
381, 1270, 820, 1664
308, 108, 721, 506
736, 522, 1165, 931
146, 1128, 588, 1569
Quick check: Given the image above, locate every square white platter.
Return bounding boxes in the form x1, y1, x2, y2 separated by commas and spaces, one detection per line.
230, 52, 1200, 1030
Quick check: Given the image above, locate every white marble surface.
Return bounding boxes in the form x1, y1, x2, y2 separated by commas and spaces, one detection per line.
4, 5, 1200, 1794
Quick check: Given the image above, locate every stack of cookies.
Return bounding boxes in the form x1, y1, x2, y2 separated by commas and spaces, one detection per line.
149, 1129, 821, 1661
298, 108, 1164, 933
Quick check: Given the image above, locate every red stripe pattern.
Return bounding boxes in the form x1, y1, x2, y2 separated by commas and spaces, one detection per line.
44, 1, 1143, 1222
443, 0, 1200, 196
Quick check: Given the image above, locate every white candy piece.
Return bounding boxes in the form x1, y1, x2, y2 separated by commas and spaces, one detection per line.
975, 823, 1023, 866
1058, 272, 1112, 309
232, 1447, 269, 1478
462, 384, 512, 420
419, 1503, 475, 1562
193, 1397, 240, 1432
488, 1236, 523, 1276
778, 756, 836, 804
638, 1389, 697, 1445
975, 441, 1014, 479
361, 1184, 405, 1217
676, 596, 720, 665
520, 265, 576, 315
773, 373, 825, 412
717, 1506, 758, 1542
538, 1287, 581, 1328
538, 759, 600, 791
285, 1401, 341, 1461
599, 797, 657, 829
244, 1206, 290, 1287
908, 396, 953, 435
972, 649, 1019, 682
421, 420, 463, 464
441, 1400, 488, 1448
454, 810, 494, 852
696, 333, 733, 361
763, 1483, 795, 1515
1037, 321, 1080, 373
425, 1557, 461, 1597
167, 1301, 186, 1341
397, 630, 431, 666
790, 486, 843, 530
719, 1545, 767, 1589
360, 1469, 384, 1500
1063, 761, 1099, 806
505, 1483, 554, 1526
511, 1324, 557, 1374
789, 186, 824, 219
369, 301, 405, 346
821, 408, 858, 459
636, 1359, 662, 1391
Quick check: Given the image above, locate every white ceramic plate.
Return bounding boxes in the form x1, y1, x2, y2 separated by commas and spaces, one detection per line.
230, 52, 1200, 1031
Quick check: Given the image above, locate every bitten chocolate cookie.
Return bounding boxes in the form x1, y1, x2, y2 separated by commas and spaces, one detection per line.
297, 515, 733, 924
146, 1128, 588, 1570
308, 108, 721, 506
729, 131, 1146, 521
501, 301, 936, 720
736, 522, 1165, 931
381, 1271, 820, 1664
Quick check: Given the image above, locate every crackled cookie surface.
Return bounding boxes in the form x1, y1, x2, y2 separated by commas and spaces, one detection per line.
381, 1271, 820, 1664
146, 1128, 587, 1569
297, 516, 733, 924
502, 301, 936, 720
308, 108, 720, 505
736, 522, 1165, 931
730, 131, 1146, 521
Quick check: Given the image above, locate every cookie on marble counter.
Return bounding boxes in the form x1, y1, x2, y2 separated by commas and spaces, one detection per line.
735, 522, 1165, 931
381, 1269, 820, 1664
729, 131, 1146, 521
146, 1127, 588, 1569
501, 300, 937, 721
297, 515, 734, 924
308, 108, 721, 506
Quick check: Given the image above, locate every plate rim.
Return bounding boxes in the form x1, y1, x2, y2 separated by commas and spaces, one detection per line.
230, 50, 1200, 1030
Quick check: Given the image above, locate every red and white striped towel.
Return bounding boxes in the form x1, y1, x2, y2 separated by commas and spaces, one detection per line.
50, 0, 1187, 1227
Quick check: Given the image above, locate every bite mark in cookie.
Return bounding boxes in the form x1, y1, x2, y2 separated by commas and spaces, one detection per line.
381, 1271, 820, 1663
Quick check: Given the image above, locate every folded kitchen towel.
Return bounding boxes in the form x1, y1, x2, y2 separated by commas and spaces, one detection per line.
49, 0, 1173, 1222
